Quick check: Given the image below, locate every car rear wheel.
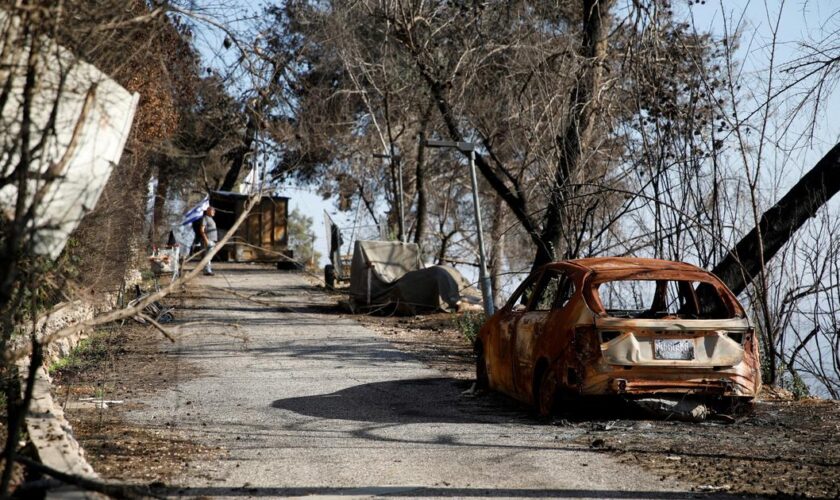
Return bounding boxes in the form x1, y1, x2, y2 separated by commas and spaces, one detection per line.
475, 343, 489, 389
536, 368, 558, 417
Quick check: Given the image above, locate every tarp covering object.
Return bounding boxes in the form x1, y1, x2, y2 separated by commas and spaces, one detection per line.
349, 240, 480, 314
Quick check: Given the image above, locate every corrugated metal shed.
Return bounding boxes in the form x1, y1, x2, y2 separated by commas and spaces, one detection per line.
209, 191, 291, 262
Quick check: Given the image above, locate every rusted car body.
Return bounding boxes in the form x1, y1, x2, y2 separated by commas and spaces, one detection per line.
475, 258, 761, 416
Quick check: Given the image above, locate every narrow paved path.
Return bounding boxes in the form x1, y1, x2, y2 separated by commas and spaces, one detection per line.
127, 264, 715, 499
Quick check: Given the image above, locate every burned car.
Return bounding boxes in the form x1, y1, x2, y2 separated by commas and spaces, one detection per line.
475, 258, 761, 418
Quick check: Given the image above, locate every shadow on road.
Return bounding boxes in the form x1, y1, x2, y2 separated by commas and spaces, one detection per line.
148, 485, 749, 498
272, 377, 533, 425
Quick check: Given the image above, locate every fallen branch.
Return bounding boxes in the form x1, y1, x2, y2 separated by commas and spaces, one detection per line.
4, 192, 263, 364
15, 455, 154, 499
136, 313, 176, 342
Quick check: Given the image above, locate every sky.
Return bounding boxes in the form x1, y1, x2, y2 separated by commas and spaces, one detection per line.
686, 0, 840, 168
182, 0, 840, 275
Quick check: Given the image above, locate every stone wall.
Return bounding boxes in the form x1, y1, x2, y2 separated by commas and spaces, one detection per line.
14, 299, 115, 499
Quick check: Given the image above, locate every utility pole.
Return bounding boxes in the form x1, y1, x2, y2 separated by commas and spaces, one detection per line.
424, 139, 495, 316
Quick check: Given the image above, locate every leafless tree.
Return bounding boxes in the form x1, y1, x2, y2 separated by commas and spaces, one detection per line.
0, 1, 280, 495
132, 0, 839, 399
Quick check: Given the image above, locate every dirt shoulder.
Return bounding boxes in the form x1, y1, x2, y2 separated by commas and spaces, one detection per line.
50, 316, 222, 486
600, 398, 840, 498
354, 312, 477, 380
351, 293, 840, 500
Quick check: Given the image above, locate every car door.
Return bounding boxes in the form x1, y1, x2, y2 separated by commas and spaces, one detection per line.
487, 273, 540, 396
512, 270, 575, 398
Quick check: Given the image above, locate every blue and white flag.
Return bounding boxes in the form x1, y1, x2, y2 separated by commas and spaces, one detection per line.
181, 195, 209, 225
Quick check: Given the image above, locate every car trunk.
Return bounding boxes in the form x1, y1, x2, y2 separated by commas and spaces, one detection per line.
576, 274, 760, 397
594, 317, 751, 368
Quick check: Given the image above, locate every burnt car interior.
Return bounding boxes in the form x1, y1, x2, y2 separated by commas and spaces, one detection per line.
596, 279, 731, 320
517, 271, 574, 311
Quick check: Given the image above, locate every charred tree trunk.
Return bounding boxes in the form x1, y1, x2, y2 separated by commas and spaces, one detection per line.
220, 113, 255, 192
0, 23, 38, 497
437, 230, 457, 265
706, 142, 840, 298
489, 194, 506, 307
1, 341, 41, 497
535, 0, 613, 270
413, 101, 433, 246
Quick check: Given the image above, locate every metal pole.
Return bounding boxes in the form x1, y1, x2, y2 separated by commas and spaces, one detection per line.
396, 155, 405, 243
468, 149, 495, 315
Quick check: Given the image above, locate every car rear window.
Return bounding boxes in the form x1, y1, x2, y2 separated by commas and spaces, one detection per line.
594, 279, 733, 319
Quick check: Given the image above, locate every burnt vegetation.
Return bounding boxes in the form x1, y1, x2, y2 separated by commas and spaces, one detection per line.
264, 0, 840, 398
1, 0, 840, 497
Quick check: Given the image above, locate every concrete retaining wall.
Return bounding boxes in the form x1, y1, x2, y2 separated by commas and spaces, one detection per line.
14, 299, 114, 499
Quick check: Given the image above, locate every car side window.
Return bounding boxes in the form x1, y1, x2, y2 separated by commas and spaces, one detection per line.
503, 274, 539, 310
530, 271, 573, 311
519, 282, 536, 307
553, 275, 575, 310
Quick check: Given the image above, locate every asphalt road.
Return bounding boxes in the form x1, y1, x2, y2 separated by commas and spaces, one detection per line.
126, 264, 724, 499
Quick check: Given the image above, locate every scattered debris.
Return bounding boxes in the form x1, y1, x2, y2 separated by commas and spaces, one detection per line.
129, 285, 175, 324
77, 397, 124, 410
590, 420, 633, 431
696, 484, 731, 492
51, 320, 209, 484
632, 397, 710, 422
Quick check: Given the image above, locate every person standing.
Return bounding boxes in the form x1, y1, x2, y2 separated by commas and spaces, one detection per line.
192, 206, 218, 275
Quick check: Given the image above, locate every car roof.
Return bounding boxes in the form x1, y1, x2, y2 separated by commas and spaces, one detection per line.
544, 257, 708, 276
531, 257, 743, 315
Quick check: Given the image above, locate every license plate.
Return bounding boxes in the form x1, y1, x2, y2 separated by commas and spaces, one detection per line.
654, 339, 694, 360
